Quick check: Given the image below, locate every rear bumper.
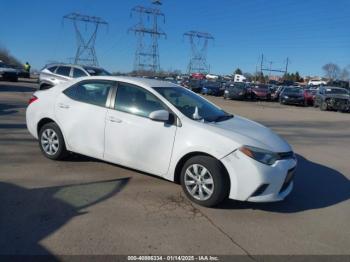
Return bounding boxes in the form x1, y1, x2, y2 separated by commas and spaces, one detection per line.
221, 150, 297, 202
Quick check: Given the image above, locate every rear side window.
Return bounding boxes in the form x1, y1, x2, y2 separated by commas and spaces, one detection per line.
64, 81, 114, 107
47, 66, 57, 73
72, 68, 88, 78
56, 66, 71, 77
115, 83, 166, 118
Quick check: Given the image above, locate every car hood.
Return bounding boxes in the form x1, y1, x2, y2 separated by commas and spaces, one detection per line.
325, 94, 350, 100
0, 67, 17, 73
253, 89, 268, 93
203, 86, 220, 90
283, 93, 303, 97
206, 116, 292, 153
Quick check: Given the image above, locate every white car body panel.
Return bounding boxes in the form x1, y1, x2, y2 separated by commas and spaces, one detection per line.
54, 93, 107, 159
104, 109, 177, 175
26, 76, 297, 203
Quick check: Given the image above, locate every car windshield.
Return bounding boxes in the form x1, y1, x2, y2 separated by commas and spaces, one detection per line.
325, 88, 348, 95
83, 67, 111, 76
204, 82, 221, 88
255, 85, 268, 90
284, 88, 302, 93
154, 86, 233, 122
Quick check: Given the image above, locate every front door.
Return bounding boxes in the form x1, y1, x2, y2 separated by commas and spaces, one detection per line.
104, 82, 177, 176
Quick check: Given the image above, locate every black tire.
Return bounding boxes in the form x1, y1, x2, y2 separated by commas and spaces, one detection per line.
38, 122, 68, 160
180, 156, 230, 207
320, 101, 328, 111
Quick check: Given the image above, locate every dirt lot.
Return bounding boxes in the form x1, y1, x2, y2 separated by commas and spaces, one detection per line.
0, 80, 349, 256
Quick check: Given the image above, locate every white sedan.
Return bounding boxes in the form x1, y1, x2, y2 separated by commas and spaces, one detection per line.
26, 76, 297, 207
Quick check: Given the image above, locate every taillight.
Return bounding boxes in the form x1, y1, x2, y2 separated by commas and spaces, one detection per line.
28, 95, 38, 105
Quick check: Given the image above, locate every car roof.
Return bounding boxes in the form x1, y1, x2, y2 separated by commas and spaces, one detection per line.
45, 63, 103, 70
73, 76, 179, 88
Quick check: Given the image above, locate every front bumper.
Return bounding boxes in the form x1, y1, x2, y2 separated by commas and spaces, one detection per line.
283, 97, 305, 105
221, 150, 297, 202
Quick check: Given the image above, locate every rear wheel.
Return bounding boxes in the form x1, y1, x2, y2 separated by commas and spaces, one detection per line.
180, 156, 230, 207
39, 122, 68, 160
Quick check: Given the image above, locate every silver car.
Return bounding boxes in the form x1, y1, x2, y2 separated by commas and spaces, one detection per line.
38, 63, 110, 90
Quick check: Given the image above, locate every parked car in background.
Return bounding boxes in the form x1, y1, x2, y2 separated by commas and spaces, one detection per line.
271, 86, 285, 101
201, 81, 225, 96
26, 76, 296, 207
308, 79, 327, 86
303, 89, 317, 106
0, 61, 18, 82
39, 63, 111, 90
224, 82, 250, 100
314, 86, 350, 112
279, 87, 305, 106
186, 79, 203, 93
251, 84, 271, 100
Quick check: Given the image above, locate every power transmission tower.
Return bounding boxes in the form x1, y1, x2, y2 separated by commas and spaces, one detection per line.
129, 5, 166, 74
63, 12, 108, 66
260, 54, 289, 75
184, 31, 214, 74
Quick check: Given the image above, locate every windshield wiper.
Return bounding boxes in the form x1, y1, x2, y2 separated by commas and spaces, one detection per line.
214, 114, 234, 122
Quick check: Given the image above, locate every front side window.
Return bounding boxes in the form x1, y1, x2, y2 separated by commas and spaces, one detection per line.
73, 68, 88, 78
154, 86, 232, 122
115, 84, 166, 118
56, 66, 71, 77
64, 81, 113, 107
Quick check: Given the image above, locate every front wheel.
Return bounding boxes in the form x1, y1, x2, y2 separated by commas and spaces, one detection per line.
320, 101, 328, 111
180, 156, 230, 207
39, 122, 68, 160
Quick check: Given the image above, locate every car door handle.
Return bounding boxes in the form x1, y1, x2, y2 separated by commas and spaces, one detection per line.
58, 103, 70, 109
108, 116, 122, 123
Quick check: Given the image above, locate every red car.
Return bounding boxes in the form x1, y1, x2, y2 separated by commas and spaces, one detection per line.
251, 85, 271, 100
303, 89, 317, 106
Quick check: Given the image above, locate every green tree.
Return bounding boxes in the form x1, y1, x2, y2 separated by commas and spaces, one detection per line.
234, 68, 243, 75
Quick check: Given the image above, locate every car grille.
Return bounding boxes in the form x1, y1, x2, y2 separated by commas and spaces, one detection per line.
279, 167, 296, 193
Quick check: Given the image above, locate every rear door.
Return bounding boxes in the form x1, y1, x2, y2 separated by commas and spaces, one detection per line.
55, 80, 115, 159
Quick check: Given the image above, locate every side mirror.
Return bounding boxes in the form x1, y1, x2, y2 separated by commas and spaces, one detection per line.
149, 110, 169, 122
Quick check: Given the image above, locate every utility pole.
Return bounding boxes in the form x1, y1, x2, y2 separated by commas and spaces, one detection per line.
285, 57, 289, 75
183, 31, 214, 74
63, 13, 108, 66
129, 5, 166, 74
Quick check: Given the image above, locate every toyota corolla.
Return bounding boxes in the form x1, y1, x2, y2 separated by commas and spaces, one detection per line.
26, 76, 297, 207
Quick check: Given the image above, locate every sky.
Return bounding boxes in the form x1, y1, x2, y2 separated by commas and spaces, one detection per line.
1, 0, 349, 76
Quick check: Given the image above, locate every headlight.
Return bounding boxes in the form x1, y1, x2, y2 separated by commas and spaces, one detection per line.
284, 95, 289, 99
239, 146, 279, 165
224, 90, 229, 93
